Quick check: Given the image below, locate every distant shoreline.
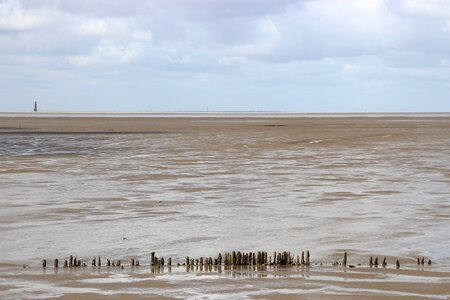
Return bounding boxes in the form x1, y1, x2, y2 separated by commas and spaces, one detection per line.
1, 112, 450, 118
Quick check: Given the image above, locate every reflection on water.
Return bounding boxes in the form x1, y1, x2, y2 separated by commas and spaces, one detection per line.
0, 117, 449, 274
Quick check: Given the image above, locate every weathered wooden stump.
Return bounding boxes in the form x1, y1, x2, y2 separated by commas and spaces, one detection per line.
343, 252, 347, 267
151, 252, 156, 266
42, 260, 47, 268
54, 259, 59, 268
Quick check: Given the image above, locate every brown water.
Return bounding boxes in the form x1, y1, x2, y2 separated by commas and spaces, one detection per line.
0, 114, 449, 298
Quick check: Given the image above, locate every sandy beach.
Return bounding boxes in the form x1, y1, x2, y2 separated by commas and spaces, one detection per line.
0, 113, 449, 299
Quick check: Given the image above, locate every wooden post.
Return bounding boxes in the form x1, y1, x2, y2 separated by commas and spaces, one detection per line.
54, 259, 59, 268
382, 257, 387, 268
64, 260, 68, 268
369, 257, 373, 267
186, 256, 190, 267
78, 260, 81, 267
131, 258, 135, 266
74, 257, 77, 266
428, 259, 432, 265
421, 257, 425, 265
306, 251, 310, 266
417, 258, 420, 265
136, 260, 140, 266
70, 255, 73, 267
98, 256, 101, 267
343, 252, 347, 267
396, 260, 400, 269
374, 257, 378, 267
107, 259, 111, 266
151, 252, 156, 266
43, 260, 47, 268
92, 258, 96, 266
168, 257, 172, 266
301, 252, 305, 265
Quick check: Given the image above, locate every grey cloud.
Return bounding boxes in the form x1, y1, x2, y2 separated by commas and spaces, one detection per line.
1, 0, 450, 112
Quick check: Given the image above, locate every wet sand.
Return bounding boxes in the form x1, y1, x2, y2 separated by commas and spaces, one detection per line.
0, 113, 449, 299
1, 263, 449, 299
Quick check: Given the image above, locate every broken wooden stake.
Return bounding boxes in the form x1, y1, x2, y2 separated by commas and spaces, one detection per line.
343, 252, 347, 267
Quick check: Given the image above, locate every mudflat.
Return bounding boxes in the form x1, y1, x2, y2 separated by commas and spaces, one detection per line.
0, 113, 449, 299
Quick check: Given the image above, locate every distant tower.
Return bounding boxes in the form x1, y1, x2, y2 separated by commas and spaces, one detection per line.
33, 101, 38, 112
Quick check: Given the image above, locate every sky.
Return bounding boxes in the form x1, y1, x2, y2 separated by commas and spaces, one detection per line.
0, 0, 449, 112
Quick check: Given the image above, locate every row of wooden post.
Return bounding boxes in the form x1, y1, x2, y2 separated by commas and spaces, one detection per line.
334, 252, 429, 270
184, 250, 311, 267
417, 257, 431, 265
42, 251, 431, 270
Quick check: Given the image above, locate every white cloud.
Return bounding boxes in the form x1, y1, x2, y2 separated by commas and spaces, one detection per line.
392, 0, 450, 19
221, 19, 281, 57
0, 0, 51, 31
74, 18, 152, 42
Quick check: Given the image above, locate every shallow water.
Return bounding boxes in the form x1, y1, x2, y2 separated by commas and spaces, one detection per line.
1, 264, 449, 300
0, 115, 449, 272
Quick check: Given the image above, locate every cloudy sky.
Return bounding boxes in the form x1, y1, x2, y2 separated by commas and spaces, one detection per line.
1, 0, 449, 112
